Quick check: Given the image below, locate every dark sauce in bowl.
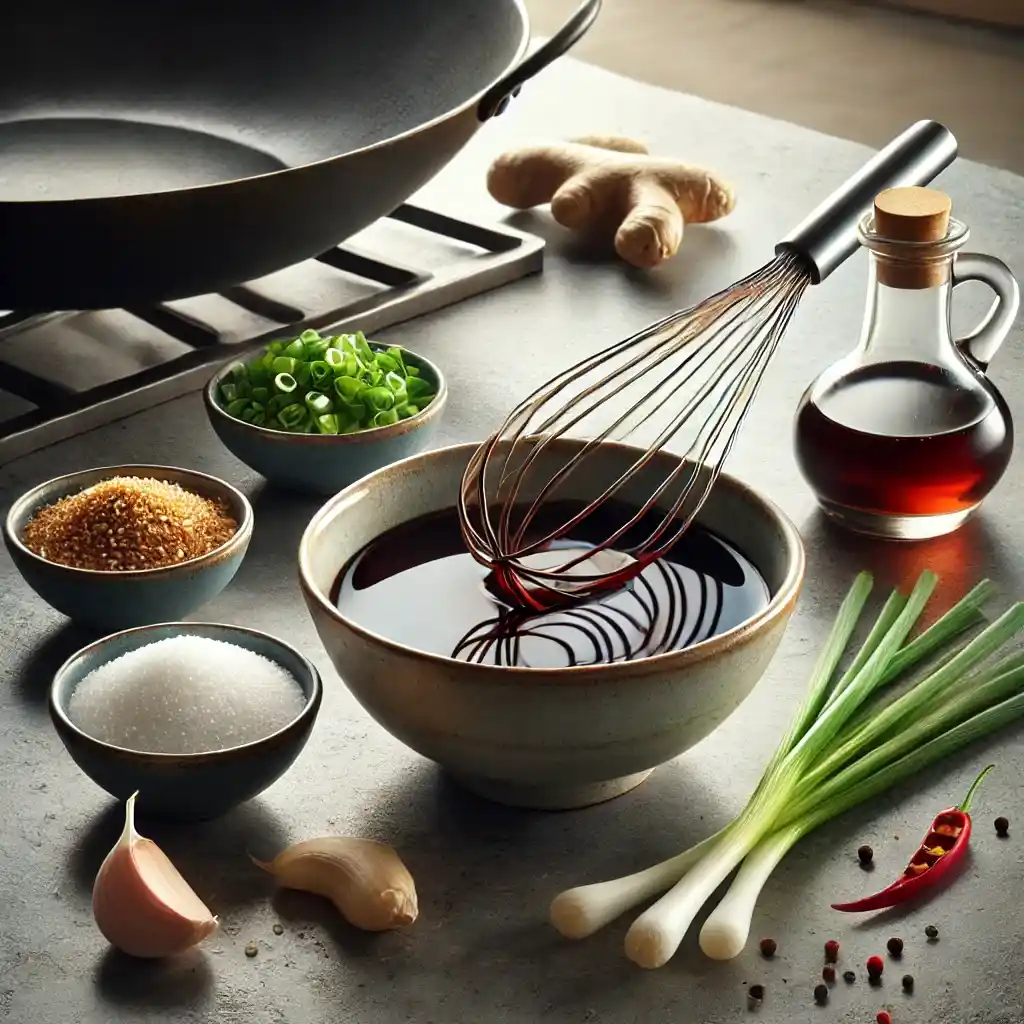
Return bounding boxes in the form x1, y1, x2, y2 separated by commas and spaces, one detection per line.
331, 501, 769, 669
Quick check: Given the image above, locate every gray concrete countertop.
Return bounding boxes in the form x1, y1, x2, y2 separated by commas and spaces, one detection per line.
2, 59, 1023, 1024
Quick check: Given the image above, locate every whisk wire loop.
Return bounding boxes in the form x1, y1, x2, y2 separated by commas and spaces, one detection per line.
459, 252, 810, 608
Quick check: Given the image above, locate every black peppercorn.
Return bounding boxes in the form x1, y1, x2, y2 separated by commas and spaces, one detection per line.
813, 983, 829, 1006
858, 844, 874, 866
843, 970, 857, 984
925, 924, 939, 940
748, 983, 765, 1002
995, 816, 1010, 837
902, 974, 915, 993
886, 936, 904, 958
759, 937, 777, 958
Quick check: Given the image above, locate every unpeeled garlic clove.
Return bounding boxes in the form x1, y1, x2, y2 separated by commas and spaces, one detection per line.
92, 792, 219, 958
253, 836, 418, 932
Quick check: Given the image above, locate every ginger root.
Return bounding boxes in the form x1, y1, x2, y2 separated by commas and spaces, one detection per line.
486, 135, 735, 269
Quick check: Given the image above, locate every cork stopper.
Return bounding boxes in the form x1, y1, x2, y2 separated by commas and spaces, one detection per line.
872, 187, 952, 288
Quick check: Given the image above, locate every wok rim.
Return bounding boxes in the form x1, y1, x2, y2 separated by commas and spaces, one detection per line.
0, 0, 532, 209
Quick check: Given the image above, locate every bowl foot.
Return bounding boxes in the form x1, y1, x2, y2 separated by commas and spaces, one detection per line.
447, 769, 655, 810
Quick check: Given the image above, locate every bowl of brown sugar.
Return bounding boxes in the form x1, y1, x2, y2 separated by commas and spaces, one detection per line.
4, 465, 253, 631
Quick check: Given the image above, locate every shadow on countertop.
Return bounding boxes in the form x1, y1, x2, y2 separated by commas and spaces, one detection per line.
799, 509, 1013, 613
93, 946, 215, 1012
10, 620, 102, 712
503, 209, 741, 296
66, 796, 290, 908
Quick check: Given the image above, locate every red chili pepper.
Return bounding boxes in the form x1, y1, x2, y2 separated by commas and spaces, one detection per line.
832, 764, 993, 913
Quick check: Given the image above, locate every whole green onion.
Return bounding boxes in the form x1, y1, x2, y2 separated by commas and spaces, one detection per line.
550, 572, 1024, 967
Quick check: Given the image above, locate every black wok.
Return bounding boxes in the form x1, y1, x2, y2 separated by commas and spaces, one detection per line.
0, 0, 600, 310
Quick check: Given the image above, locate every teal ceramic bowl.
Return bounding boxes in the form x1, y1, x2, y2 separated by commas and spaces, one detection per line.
203, 344, 448, 495
4, 465, 253, 632
50, 622, 323, 820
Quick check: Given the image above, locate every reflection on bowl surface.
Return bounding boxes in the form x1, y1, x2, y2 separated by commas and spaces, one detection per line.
299, 439, 805, 810
50, 622, 322, 821
3, 465, 253, 631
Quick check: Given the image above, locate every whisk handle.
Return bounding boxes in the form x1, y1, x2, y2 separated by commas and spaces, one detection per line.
775, 120, 958, 284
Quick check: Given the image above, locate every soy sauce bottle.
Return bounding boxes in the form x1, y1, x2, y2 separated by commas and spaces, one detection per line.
794, 187, 1019, 540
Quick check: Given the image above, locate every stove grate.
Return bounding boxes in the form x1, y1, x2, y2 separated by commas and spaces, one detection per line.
0, 204, 543, 464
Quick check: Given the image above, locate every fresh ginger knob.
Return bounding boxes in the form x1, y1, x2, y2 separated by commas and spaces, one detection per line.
486, 136, 735, 269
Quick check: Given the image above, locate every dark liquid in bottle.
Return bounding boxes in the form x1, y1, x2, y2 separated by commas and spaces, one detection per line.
330, 501, 770, 669
795, 360, 1013, 517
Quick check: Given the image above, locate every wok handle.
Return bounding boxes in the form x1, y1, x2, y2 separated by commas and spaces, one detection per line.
478, 0, 602, 121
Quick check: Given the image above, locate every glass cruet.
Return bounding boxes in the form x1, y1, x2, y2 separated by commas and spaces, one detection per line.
794, 186, 1020, 541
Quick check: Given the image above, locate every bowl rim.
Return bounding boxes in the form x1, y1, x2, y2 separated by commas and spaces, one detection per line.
4, 464, 254, 579
49, 621, 323, 762
203, 339, 449, 445
298, 439, 806, 679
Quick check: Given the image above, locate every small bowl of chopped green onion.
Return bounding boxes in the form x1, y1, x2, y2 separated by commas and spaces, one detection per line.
204, 330, 447, 495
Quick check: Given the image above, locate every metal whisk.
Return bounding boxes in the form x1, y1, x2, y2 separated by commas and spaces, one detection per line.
460, 121, 958, 610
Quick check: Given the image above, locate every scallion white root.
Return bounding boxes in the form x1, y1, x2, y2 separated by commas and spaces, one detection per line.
699, 825, 800, 960
549, 828, 727, 939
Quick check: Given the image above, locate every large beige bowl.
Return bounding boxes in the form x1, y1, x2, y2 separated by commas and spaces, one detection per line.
299, 440, 804, 810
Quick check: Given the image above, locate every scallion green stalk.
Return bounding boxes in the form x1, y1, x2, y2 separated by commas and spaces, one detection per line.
700, 684, 1024, 959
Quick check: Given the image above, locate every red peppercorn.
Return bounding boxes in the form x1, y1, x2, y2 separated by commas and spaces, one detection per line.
867, 955, 885, 980
822, 965, 836, 984
759, 937, 777, 958
824, 939, 840, 963
877, 1013, 892, 1024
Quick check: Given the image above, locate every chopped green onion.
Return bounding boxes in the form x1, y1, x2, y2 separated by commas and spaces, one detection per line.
373, 408, 400, 427
217, 329, 437, 434
309, 360, 332, 390
406, 376, 434, 401
305, 391, 333, 416
362, 386, 394, 413
278, 403, 308, 432
274, 372, 298, 394
334, 375, 362, 401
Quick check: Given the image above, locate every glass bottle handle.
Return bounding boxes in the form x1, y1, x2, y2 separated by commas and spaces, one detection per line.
952, 252, 1020, 370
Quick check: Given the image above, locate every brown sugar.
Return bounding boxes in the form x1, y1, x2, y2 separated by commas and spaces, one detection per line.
22, 476, 238, 572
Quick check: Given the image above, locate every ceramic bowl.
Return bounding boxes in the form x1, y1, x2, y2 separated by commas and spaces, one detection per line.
50, 621, 322, 820
299, 439, 805, 811
203, 344, 448, 495
4, 465, 253, 632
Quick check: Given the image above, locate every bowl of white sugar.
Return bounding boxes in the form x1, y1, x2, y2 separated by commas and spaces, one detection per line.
50, 622, 322, 820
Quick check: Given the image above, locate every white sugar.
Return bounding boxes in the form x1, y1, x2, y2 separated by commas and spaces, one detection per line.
68, 635, 307, 754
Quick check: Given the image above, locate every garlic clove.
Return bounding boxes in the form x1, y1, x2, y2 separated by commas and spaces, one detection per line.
93, 792, 219, 958
253, 836, 418, 932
